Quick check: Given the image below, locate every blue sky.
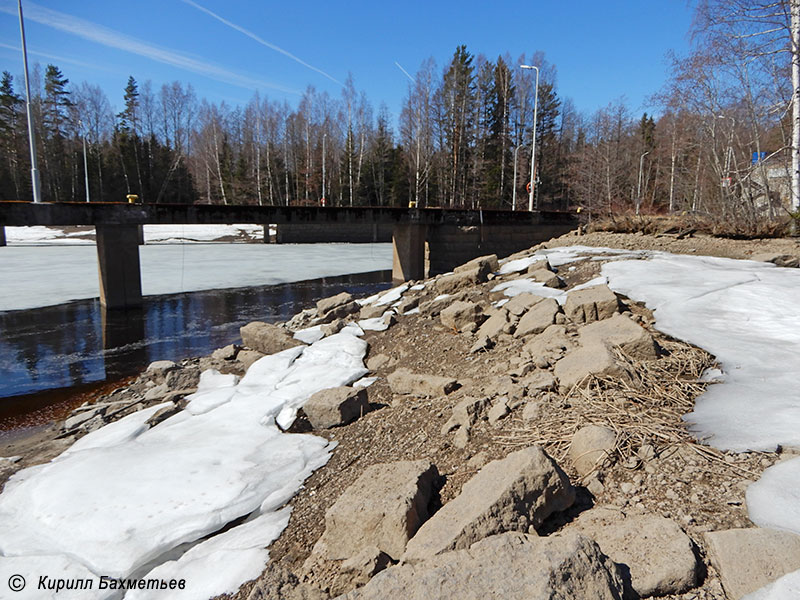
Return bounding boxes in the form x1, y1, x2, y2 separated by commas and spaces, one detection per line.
0, 0, 695, 124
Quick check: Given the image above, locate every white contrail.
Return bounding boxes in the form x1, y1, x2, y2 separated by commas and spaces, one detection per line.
0, 41, 110, 73
395, 61, 415, 83
182, 0, 342, 86
0, 0, 300, 94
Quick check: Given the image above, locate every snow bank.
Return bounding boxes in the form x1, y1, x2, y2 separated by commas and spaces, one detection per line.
0, 328, 369, 598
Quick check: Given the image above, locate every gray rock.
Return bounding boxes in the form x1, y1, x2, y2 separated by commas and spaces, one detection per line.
440, 300, 484, 332
454, 254, 499, 277
441, 397, 489, 435
564, 285, 620, 324
521, 401, 543, 422
436, 269, 485, 294
237, 350, 265, 371
397, 296, 420, 314
529, 268, 564, 288
514, 298, 561, 338
520, 370, 556, 394
318, 301, 361, 324
317, 292, 354, 316
579, 313, 659, 359
304, 386, 369, 429
504, 292, 544, 316
525, 257, 554, 273
211, 344, 238, 361
554, 343, 627, 390
240, 321, 304, 355
705, 527, 800, 599
145, 400, 188, 428
523, 324, 575, 366
64, 407, 103, 431
143, 383, 169, 401
387, 369, 458, 398
165, 366, 202, 390
475, 308, 509, 341
452, 426, 470, 448
403, 446, 575, 561
366, 353, 393, 371
146, 360, 176, 379
310, 460, 439, 561
572, 508, 698, 597
487, 397, 510, 425
418, 294, 454, 317
570, 425, 617, 477
339, 546, 393, 589
751, 253, 800, 268
340, 532, 625, 600
359, 303, 386, 320
321, 319, 346, 337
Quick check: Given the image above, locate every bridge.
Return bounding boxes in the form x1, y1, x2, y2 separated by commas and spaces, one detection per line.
0, 202, 577, 309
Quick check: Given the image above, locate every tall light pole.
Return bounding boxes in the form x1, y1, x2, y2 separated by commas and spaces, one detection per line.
636, 150, 650, 215
80, 120, 90, 202
321, 132, 326, 205
512, 143, 525, 210
520, 64, 539, 211
18, 0, 41, 203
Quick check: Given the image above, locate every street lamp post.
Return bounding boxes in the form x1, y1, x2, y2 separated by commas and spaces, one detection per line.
636, 150, 649, 215
520, 64, 539, 211
321, 132, 326, 206
17, 0, 41, 203
512, 144, 525, 210
80, 121, 90, 202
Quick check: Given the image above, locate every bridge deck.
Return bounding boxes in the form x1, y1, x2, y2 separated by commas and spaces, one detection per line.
0, 201, 574, 227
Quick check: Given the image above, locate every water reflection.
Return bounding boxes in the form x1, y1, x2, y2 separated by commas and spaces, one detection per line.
0, 270, 392, 405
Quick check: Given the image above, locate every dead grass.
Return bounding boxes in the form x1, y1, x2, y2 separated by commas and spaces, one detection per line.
497, 339, 760, 479
587, 213, 793, 239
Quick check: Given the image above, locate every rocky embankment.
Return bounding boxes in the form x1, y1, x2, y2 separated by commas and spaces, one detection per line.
3, 230, 800, 600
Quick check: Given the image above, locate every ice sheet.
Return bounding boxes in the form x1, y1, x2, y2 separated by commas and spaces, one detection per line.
0, 243, 392, 312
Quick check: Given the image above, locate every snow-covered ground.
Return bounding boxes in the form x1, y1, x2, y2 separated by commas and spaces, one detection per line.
0, 243, 392, 312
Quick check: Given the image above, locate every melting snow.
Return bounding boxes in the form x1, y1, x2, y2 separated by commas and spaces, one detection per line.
0, 328, 368, 598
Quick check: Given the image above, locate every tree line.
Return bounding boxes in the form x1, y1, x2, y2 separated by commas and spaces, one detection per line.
1, 0, 796, 225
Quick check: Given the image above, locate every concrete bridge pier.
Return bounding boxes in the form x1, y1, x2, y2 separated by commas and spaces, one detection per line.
392, 223, 427, 281
96, 224, 143, 309
0, 226, 6, 246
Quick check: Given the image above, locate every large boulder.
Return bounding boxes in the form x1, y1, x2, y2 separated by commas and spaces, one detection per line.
564, 285, 620, 324
474, 308, 509, 342
569, 425, 617, 477
317, 292, 354, 316
553, 343, 627, 390
387, 369, 458, 398
529, 268, 563, 288
524, 324, 575, 367
240, 321, 304, 355
579, 313, 659, 359
436, 269, 485, 294
440, 300, 484, 333
310, 460, 439, 561
705, 527, 800, 599
303, 386, 369, 429
514, 298, 561, 338
504, 292, 544, 316
571, 508, 698, 597
337, 532, 626, 600
454, 254, 499, 277
403, 446, 575, 561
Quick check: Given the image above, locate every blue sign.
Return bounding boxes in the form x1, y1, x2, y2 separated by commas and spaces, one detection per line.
752, 152, 767, 164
